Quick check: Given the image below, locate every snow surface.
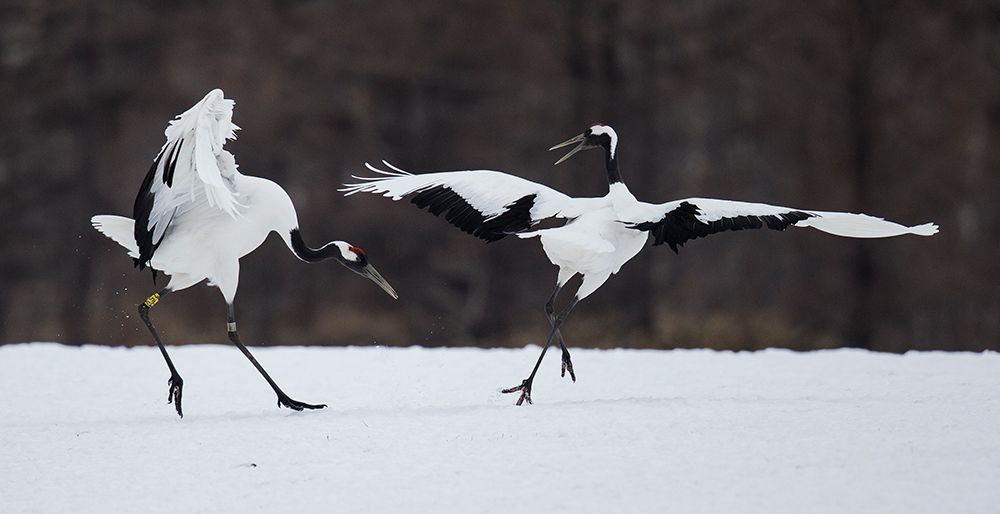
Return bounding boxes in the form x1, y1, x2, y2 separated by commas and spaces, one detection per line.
1, 343, 998, 514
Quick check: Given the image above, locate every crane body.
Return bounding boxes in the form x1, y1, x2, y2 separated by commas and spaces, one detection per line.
343, 124, 937, 405
93, 90, 397, 417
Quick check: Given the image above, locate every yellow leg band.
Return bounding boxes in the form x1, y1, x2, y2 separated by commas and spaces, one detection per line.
227, 322, 237, 332
143, 293, 160, 309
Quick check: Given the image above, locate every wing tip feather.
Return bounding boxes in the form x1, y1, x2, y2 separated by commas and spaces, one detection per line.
341, 161, 416, 195
910, 222, 939, 236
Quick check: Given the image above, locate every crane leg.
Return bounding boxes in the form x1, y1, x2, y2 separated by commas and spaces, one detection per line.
502, 297, 580, 405
225, 304, 326, 412
137, 289, 185, 418
544, 286, 576, 382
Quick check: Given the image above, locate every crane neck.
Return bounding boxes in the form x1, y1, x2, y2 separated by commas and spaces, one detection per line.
288, 228, 339, 263
606, 149, 623, 185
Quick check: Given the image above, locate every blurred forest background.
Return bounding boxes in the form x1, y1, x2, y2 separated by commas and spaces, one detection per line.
1, 1, 997, 351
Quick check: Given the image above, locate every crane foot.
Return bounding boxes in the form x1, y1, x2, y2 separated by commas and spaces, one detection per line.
561, 348, 576, 382
276, 395, 327, 411
167, 373, 184, 418
501, 378, 533, 406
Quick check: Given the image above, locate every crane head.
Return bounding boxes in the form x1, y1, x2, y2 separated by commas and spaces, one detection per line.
331, 242, 399, 299
549, 124, 618, 165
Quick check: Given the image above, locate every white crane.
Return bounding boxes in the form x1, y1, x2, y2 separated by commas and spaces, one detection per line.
341, 124, 938, 405
92, 89, 398, 417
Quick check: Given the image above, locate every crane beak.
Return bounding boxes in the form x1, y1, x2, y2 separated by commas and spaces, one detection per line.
549, 133, 586, 165
360, 263, 399, 299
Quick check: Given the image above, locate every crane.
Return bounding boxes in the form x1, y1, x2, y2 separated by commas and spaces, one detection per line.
341, 124, 938, 405
92, 89, 398, 417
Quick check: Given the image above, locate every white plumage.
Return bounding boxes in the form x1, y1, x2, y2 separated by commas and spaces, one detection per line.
91, 215, 139, 256
92, 89, 397, 417
621, 197, 938, 238
350, 161, 605, 221
343, 124, 938, 405
148, 89, 243, 243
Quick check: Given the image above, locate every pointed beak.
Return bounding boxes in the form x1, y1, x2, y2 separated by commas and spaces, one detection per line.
549, 133, 586, 165
360, 263, 399, 299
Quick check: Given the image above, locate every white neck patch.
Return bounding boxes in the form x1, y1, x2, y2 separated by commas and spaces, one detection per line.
589, 125, 618, 158
332, 241, 359, 261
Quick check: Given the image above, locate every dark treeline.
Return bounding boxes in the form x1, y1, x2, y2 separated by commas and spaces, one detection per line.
1, 1, 997, 351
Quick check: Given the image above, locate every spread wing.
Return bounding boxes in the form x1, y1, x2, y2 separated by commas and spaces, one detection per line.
132, 89, 244, 268
622, 197, 939, 253
340, 161, 606, 242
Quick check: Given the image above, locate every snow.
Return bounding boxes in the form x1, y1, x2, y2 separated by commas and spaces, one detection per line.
1, 343, 998, 513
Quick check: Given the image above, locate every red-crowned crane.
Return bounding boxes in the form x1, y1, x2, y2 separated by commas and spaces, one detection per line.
92, 89, 398, 417
341, 124, 937, 406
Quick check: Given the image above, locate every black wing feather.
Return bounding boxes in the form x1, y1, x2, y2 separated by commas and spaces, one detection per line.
410, 186, 537, 243
632, 201, 813, 254
162, 140, 182, 187
131, 148, 174, 273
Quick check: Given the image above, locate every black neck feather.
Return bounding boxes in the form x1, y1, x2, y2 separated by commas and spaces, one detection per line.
606, 147, 622, 185
290, 229, 338, 263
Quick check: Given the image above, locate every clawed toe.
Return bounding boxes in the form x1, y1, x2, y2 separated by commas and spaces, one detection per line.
277, 396, 327, 411
501, 379, 533, 406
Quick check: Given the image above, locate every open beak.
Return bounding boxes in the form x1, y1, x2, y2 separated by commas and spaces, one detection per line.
549, 133, 586, 165
360, 263, 399, 299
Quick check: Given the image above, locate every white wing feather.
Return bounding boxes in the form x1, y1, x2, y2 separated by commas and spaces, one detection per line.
626, 197, 938, 238
90, 215, 139, 257
795, 209, 938, 237
341, 161, 605, 222
145, 89, 244, 244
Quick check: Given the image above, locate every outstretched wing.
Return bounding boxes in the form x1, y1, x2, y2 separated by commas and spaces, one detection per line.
340, 161, 605, 242
623, 197, 938, 253
132, 89, 244, 269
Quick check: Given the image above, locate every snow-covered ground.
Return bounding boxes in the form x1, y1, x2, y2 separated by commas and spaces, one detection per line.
1, 343, 998, 513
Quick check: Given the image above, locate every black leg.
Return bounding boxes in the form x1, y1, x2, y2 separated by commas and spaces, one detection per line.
545, 286, 576, 382
502, 296, 580, 405
226, 304, 326, 411
137, 289, 184, 418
